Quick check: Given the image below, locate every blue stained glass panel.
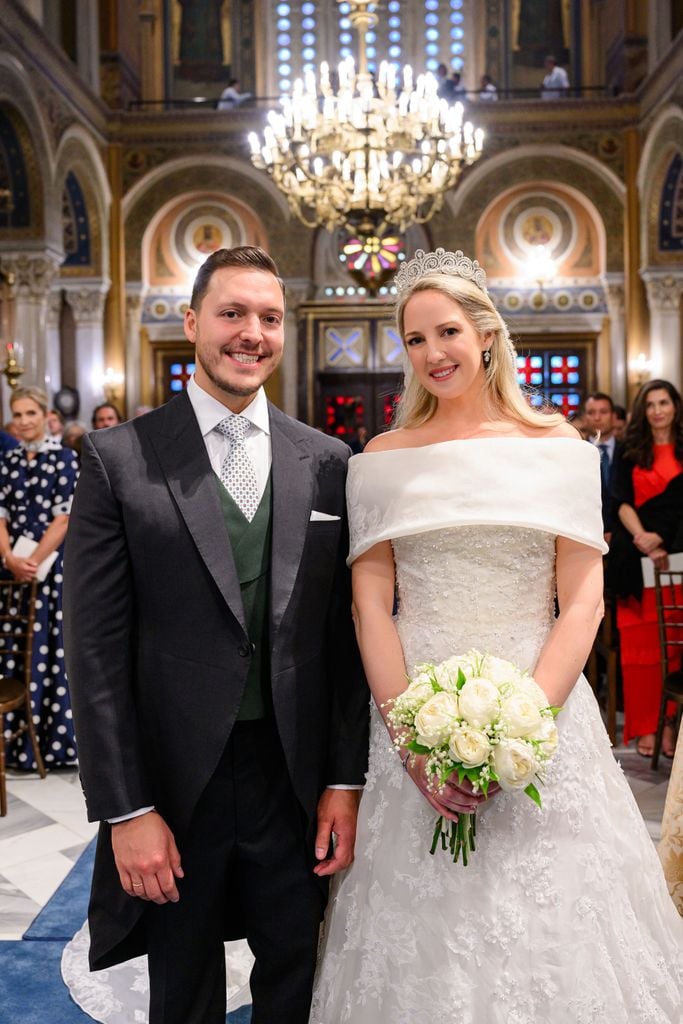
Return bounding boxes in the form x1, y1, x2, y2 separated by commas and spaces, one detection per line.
170, 363, 182, 375
170, 380, 183, 392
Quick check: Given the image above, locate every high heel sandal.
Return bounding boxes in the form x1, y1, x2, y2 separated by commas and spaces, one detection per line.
636, 734, 655, 758
662, 719, 677, 759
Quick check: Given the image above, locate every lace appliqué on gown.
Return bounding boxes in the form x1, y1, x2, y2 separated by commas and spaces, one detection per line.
311, 527, 683, 1024
61, 923, 253, 1022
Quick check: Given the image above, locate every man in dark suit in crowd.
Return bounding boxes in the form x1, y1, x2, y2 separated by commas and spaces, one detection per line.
64, 245, 369, 1024
585, 390, 620, 541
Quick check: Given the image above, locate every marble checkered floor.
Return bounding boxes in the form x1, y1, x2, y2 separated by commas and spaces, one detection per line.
0, 741, 674, 941
0, 769, 97, 939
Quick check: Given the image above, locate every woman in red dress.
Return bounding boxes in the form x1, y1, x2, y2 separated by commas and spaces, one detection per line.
608, 380, 683, 757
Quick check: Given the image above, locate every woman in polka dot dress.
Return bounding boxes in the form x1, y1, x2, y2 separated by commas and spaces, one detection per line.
0, 386, 79, 769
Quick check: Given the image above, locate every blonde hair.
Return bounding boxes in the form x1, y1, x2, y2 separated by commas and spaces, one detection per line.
11, 385, 49, 416
393, 273, 564, 430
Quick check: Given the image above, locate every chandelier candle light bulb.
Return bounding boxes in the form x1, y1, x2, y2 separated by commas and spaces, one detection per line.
249, 0, 484, 238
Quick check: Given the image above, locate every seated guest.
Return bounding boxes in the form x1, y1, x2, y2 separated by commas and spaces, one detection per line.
0, 386, 79, 769
217, 78, 251, 108
0, 428, 19, 454
478, 74, 498, 101
62, 421, 87, 460
540, 55, 569, 99
92, 403, 123, 429
607, 379, 683, 758
585, 391, 620, 538
613, 403, 627, 440
47, 407, 65, 441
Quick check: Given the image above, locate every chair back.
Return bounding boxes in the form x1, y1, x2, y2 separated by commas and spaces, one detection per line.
653, 558, 683, 680
0, 579, 38, 686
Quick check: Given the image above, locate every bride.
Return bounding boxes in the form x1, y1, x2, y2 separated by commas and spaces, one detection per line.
310, 249, 683, 1023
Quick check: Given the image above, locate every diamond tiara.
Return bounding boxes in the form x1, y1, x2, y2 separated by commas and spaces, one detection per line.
394, 248, 488, 296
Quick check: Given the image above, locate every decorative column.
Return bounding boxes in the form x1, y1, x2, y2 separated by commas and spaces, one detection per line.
602, 274, 627, 405
45, 290, 63, 400
641, 269, 683, 391
281, 278, 311, 419
0, 252, 60, 402
124, 287, 143, 414
63, 282, 109, 425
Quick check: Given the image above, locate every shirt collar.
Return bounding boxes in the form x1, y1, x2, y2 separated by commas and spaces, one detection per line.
186, 375, 270, 439
18, 436, 61, 455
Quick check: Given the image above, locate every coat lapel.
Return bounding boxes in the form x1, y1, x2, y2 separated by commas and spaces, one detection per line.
269, 404, 314, 637
150, 392, 247, 633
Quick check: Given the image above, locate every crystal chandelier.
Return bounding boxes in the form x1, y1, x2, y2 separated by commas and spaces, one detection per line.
248, 0, 484, 239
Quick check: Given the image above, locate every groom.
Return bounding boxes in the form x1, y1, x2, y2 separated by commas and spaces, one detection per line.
63, 245, 369, 1024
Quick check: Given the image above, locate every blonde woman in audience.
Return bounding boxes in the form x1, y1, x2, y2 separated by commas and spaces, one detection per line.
0, 386, 79, 769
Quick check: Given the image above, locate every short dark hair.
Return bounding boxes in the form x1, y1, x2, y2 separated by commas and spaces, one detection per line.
189, 246, 285, 311
613, 404, 627, 421
92, 403, 123, 428
585, 391, 615, 412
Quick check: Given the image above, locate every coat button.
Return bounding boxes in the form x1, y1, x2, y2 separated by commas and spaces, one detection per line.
238, 643, 251, 658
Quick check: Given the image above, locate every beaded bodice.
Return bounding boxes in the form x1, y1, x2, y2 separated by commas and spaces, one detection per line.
394, 525, 556, 676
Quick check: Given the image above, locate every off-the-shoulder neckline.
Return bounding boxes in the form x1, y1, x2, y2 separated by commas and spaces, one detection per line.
353, 435, 589, 457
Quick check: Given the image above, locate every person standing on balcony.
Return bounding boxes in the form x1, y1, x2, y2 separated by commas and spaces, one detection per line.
540, 55, 570, 99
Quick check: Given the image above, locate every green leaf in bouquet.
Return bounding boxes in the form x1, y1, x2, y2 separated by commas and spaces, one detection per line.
456, 667, 467, 691
407, 740, 431, 755
524, 781, 542, 808
549, 705, 562, 718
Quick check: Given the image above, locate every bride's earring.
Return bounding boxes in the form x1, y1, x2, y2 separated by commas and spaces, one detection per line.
482, 349, 491, 367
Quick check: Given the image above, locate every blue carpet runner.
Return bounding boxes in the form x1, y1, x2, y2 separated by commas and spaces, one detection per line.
0, 839, 252, 1023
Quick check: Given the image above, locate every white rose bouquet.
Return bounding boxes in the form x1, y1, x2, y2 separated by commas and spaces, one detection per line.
387, 649, 560, 865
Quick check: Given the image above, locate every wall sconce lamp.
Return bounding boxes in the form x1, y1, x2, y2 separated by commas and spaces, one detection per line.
2, 340, 25, 390
629, 352, 653, 386
101, 366, 125, 405
524, 245, 557, 309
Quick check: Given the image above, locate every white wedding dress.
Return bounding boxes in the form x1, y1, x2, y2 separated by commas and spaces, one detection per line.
310, 438, 683, 1024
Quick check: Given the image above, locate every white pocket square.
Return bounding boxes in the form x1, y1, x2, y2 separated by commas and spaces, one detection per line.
309, 510, 341, 522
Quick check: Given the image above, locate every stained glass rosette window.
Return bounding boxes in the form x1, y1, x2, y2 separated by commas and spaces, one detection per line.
341, 234, 404, 295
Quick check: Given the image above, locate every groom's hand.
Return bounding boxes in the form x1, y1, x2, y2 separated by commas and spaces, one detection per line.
313, 788, 362, 877
111, 810, 184, 904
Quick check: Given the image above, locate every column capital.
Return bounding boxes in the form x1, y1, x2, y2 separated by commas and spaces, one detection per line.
63, 283, 109, 326
1, 252, 61, 300
641, 269, 683, 312
601, 274, 626, 317
283, 277, 313, 309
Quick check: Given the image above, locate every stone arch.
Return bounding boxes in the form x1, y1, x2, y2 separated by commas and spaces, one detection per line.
443, 143, 624, 273
0, 53, 60, 251
638, 104, 683, 267
123, 156, 310, 283
53, 128, 111, 281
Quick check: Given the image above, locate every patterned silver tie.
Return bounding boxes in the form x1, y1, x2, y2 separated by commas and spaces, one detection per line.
215, 415, 260, 521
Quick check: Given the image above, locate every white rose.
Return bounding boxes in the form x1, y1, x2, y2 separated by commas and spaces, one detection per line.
514, 676, 550, 710
492, 738, 538, 790
414, 692, 459, 747
530, 716, 559, 759
481, 655, 524, 688
449, 725, 492, 768
457, 677, 500, 728
432, 662, 458, 692
400, 679, 435, 708
500, 691, 544, 738
444, 651, 480, 680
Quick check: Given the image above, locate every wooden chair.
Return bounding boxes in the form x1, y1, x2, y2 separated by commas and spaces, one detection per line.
586, 585, 619, 745
0, 579, 45, 815
651, 565, 683, 771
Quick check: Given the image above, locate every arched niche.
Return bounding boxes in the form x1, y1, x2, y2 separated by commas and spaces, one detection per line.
638, 105, 683, 268
0, 102, 44, 240
442, 143, 624, 274
123, 157, 310, 284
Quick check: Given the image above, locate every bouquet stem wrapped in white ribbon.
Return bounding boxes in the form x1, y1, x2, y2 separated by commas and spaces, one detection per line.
387, 650, 560, 865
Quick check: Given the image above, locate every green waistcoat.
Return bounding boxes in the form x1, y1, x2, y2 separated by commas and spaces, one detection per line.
216, 474, 273, 720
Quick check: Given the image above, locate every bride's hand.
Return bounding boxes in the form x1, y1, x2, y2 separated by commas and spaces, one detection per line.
406, 755, 487, 821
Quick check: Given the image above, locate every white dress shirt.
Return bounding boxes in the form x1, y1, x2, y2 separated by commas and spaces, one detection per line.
590, 433, 616, 465
108, 379, 358, 822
